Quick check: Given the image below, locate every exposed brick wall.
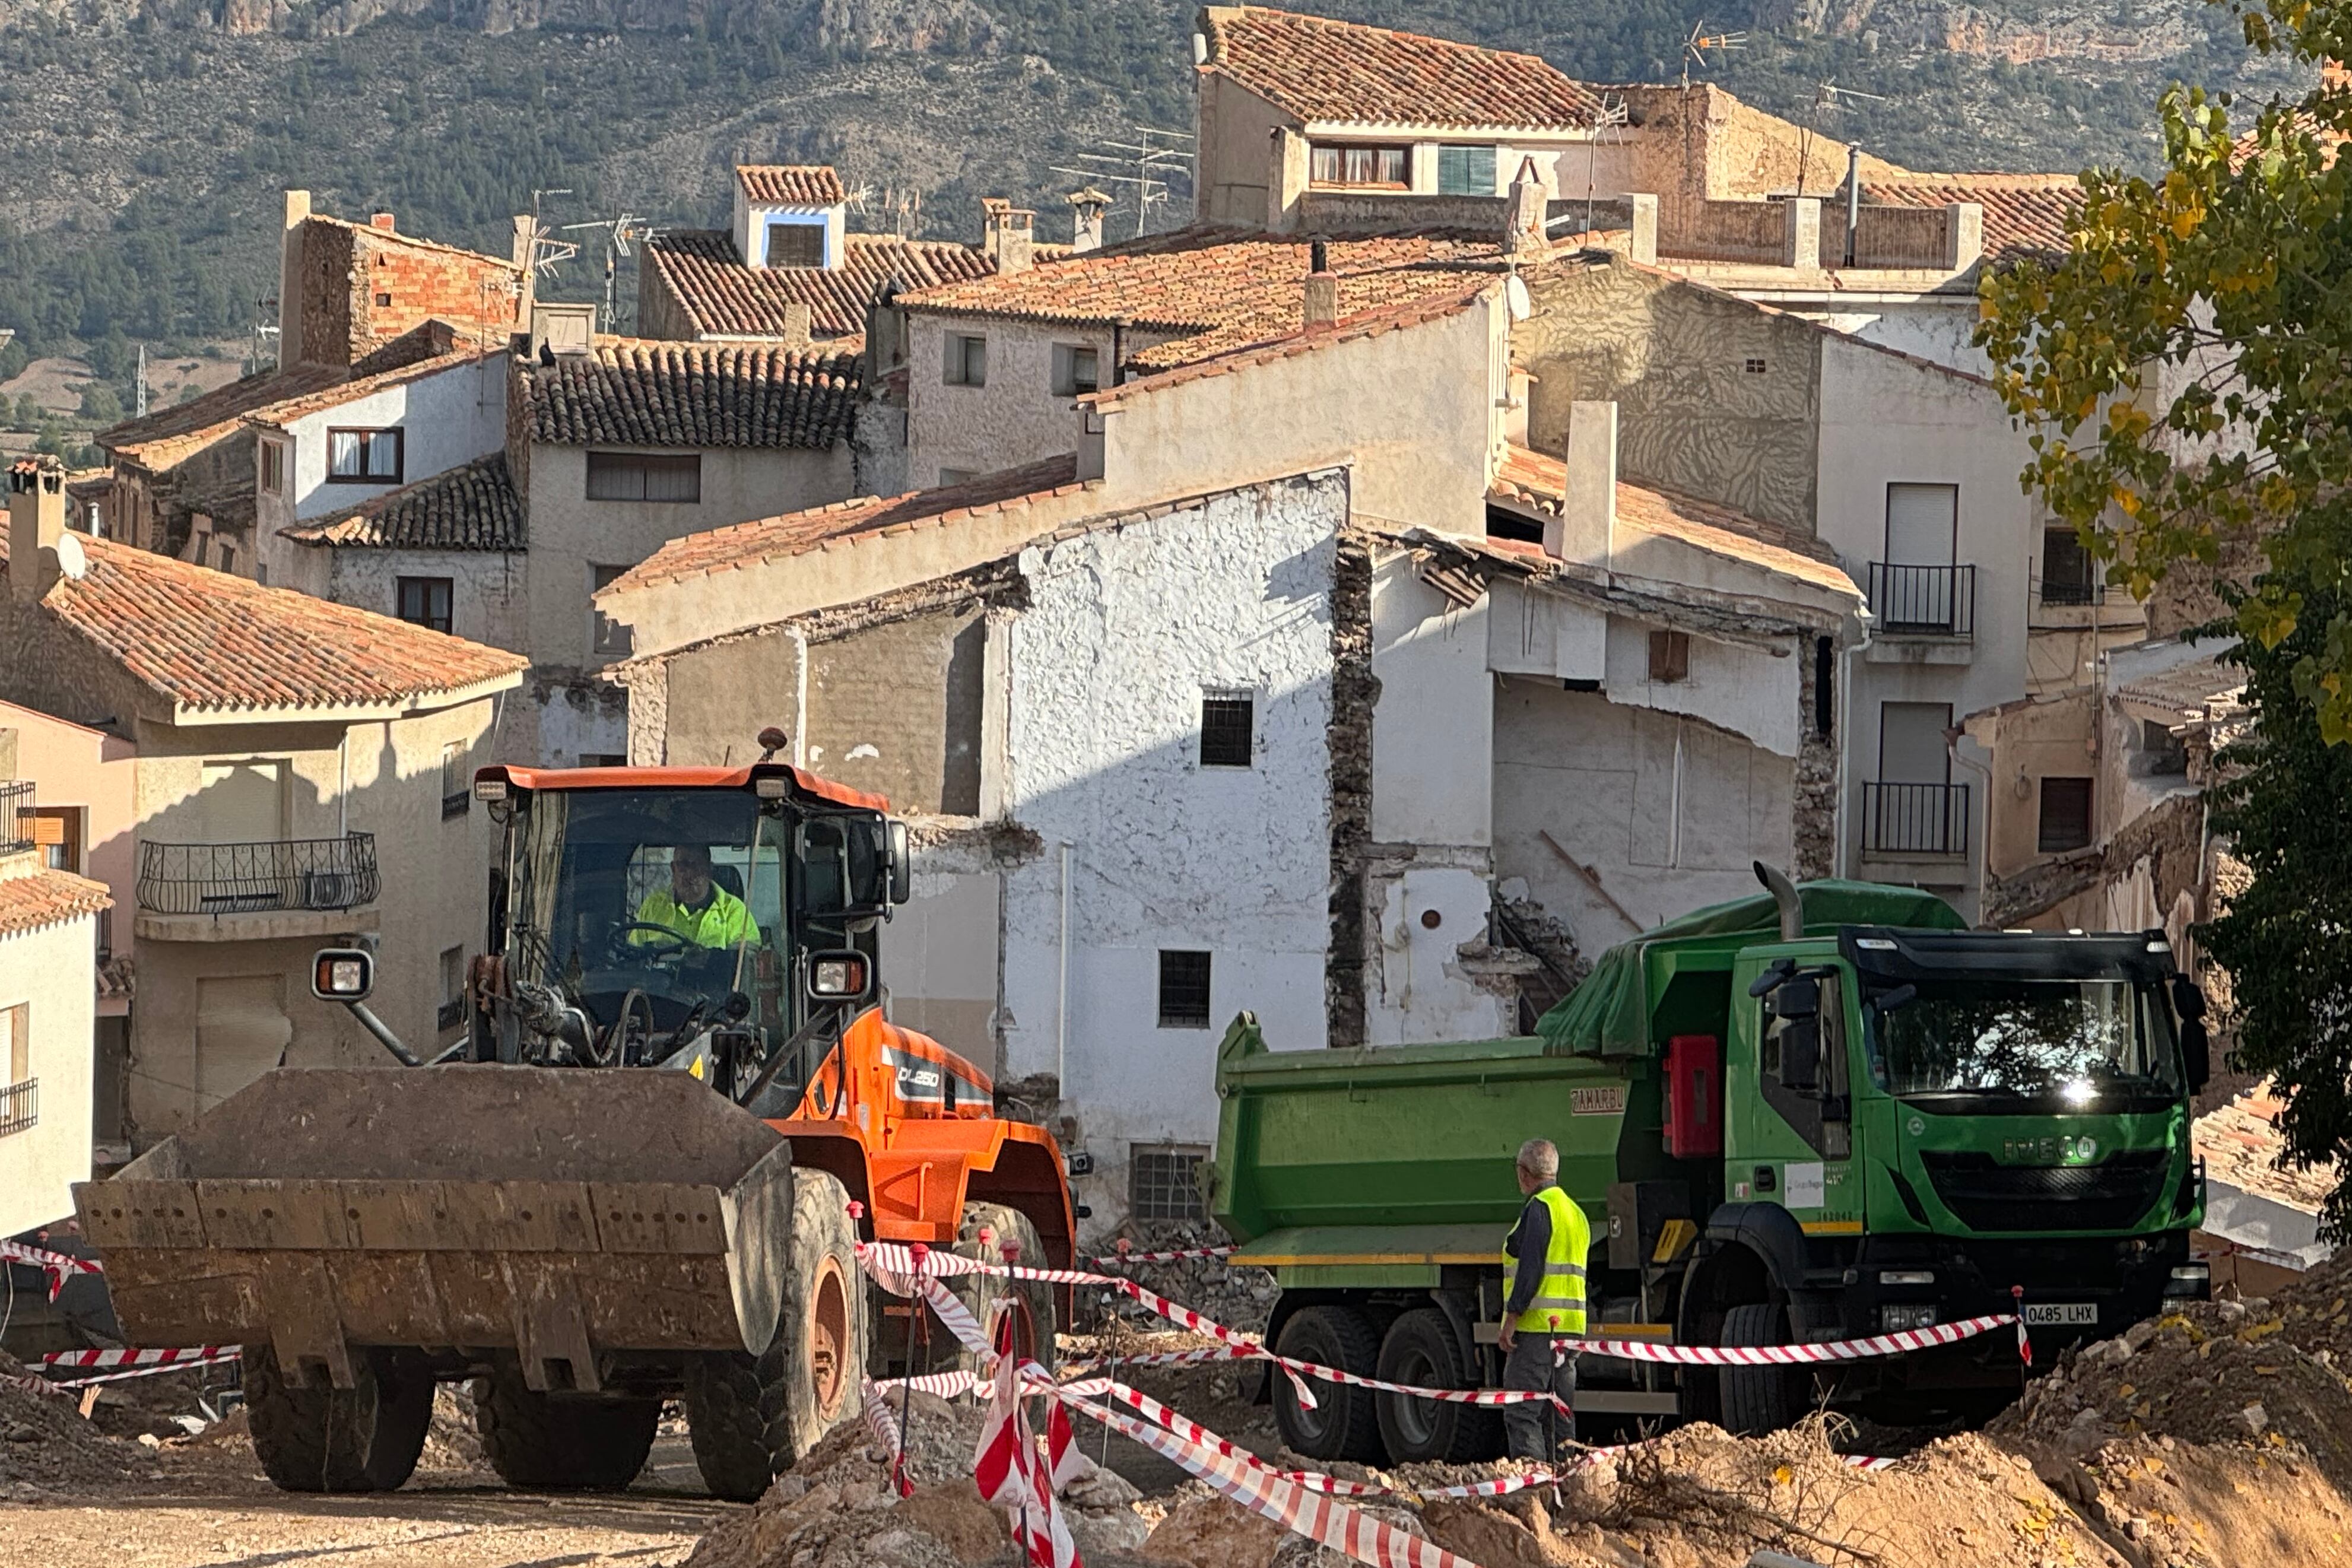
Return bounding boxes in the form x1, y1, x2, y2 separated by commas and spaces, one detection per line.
296, 218, 520, 368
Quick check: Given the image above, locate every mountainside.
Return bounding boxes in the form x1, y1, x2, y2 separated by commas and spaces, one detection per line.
0, 0, 2307, 377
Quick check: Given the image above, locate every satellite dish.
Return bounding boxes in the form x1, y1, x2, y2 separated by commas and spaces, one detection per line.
1506, 274, 1532, 321
55, 531, 87, 580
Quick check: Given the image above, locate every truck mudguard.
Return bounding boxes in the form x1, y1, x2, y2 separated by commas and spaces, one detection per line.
1697, 1201, 1810, 1306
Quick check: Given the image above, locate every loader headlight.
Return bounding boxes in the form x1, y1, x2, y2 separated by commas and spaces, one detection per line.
472, 777, 508, 802
312, 948, 374, 1001
808, 951, 871, 999
1879, 1304, 1938, 1331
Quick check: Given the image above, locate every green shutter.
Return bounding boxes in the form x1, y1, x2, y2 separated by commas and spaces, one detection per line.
1437, 145, 1499, 196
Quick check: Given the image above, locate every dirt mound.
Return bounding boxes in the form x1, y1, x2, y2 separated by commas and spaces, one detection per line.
0, 1351, 155, 1497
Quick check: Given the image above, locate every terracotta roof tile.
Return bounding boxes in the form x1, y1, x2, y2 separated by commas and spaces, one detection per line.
0, 866, 112, 940
242, 349, 491, 431
98, 364, 350, 469
1490, 443, 1861, 600
1199, 5, 1600, 128
737, 165, 849, 206
644, 229, 995, 339
0, 529, 525, 713
519, 340, 864, 449
1858, 173, 2085, 264
606, 455, 1085, 595
282, 453, 524, 553
904, 227, 1515, 373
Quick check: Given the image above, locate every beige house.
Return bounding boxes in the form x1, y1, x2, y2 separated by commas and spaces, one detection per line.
2, 456, 526, 1147
0, 815, 111, 1236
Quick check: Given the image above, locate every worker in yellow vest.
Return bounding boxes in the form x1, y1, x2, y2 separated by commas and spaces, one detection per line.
1497, 1137, 1590, 1461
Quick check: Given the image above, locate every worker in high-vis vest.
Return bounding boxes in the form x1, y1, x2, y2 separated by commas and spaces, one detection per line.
1497, 1137, 1590, 1460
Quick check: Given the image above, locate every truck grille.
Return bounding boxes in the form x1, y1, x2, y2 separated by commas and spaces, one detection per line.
1918, 1150, 2169, 1233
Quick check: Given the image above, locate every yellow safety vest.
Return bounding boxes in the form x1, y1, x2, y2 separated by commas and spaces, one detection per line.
1502, 1185, 1590, 1336
633, 886, 757, 950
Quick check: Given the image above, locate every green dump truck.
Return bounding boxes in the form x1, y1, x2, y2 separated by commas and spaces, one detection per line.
1208, 867, 2213, 1464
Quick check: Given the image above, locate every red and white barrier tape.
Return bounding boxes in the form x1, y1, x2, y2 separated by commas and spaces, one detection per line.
0, 1240, 103, 1303
4, 1370, 72, 1402
41, 1345, 243, 1387
1582, 1313, 2018, 1366
1089, 1243, 1239, 1267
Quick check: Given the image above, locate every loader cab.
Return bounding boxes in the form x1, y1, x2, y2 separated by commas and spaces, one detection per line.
471, 763, 907, 1091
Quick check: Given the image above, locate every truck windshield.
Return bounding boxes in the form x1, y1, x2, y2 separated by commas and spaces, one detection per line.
505, 788, 785, 1031
1869, 977, 2182, 1105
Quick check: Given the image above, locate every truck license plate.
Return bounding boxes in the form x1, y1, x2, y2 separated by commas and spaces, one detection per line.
2024, 1303, 2098, 1326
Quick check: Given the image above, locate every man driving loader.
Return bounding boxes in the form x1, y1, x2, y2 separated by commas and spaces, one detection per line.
633, 842, 758, 950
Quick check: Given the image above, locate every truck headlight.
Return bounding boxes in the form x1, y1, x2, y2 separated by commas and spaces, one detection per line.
1878, 1270, 1935, 1286
1880, 1304, 1938, 1332
2164, 1262, 2211, 1297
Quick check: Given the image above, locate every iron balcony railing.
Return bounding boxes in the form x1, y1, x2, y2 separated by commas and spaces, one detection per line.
2037, 574, 2103, 608
0, 780, 31, 856
136, 834, 380, 916
1867, 562, 1977, 637
0, 1078, 36, 1138
1862, 781, 1971, 857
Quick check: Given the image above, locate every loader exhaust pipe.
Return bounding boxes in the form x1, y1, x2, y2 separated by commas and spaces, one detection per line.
1753, 861, 1804, 941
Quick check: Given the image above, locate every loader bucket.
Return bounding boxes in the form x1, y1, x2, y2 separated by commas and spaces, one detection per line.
74, 1066, 801, 1392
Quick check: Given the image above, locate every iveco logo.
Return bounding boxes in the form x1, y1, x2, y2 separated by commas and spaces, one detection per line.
2003, 1135, 2099, 1164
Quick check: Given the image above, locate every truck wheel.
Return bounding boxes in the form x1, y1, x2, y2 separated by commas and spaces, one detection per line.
470, 1360, 660, 1491
951, 1202, 1058, 1374
1271, 1306, 1382, 1462
1374, 1308, 1502, 1464
245, 1343, 433, 1493
684, 1168, 867, 1502
1717, 1302, 1809, 1436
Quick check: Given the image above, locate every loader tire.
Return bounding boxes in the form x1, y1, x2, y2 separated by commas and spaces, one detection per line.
469, 1360, 660, 1491
245, 1343, 433, 1494
948, 1202, 1058, 1374
1718, 1302, 1810, 1437
684, 1168, 866, 1502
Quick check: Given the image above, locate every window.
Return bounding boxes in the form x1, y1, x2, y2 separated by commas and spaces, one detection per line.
1130, 1144, 1210, 1223
1051, 343, 1100, 397
943, 333, 988, 387
1812, 637, 1834, 739
27, 807, 83, 874
1648, 630, 1690, 684
2042, 524, 2095, 604
1199, 692, 1254, 768
2038, 776, 2094, 853
374, 292, 393, 308
2142, 720, 2188, 777
396, 576, 453, 634
1310, 143, 1408, 187
0, 1002, 30, 1137
437, 945, 466, 1033
1744, 357, 1768, 374
591, 564, 633, 656
441, 741, 469, 820
326, 427, 402, 484
766, 219, 824, 268
1435, 144, 1497, 195
1157, 950, 1212, 1029
215, 542, 236, 576
259, 440, 285, 495
586, 452, 702, 503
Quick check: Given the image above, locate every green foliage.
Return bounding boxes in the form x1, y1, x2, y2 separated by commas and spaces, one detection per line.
1978, 1, 2352, 737
77, 382, 122, 424
0, 335, 26, 382
2201, 582, 2352, 1236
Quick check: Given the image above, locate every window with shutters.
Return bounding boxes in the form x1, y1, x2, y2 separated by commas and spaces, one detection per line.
943, 334, 988, 387
766, 220, 824, 268
1051, 343, 1100, 396
2039, 777, 2094, 853
1435, 144, 1498, 195
586, 452, 702, 503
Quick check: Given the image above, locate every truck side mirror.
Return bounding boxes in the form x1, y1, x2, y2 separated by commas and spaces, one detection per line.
2173, 976, 2207, 1021
1772, 976, 1820, 1021
2181, 1017, 2211, 1091
1780, 1021, 1821, 1093
888, 818, 912, 906
1872, 983, 1918, 1014
1747, 959, 1795, 999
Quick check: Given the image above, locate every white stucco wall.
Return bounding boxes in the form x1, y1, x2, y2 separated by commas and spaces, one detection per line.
734, 189, 845, 271
1601, 614, 1804, 759
1370, 558, 1491, 847
905, 316, 1110, 484
0, 883, 99, 1234
995, 471, 1344, 1225
1810, 300, 1991, 380
309, 547, 528, 653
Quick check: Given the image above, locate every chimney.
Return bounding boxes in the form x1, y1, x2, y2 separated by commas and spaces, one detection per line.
9, 457, 68, 603
1781, 196, 1823, 271
280, 189, 312, 367
981, 198, 1036, 275
1303, 239, 1338, 328
1068, 187, 1112, 254
1547, 401, 1618, 568
781, 301, 812, 349
370, 211, 397, 231
1502, 155, 1547, 256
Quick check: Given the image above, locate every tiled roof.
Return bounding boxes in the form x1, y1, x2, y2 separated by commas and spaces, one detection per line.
281, 453, 524, 552
98, 363, 349, 469
242, 349, 491, 431
737, 165, 848, 206
0, 528, 525, 715
903, 227, 1515, 372
520, 340, 863, 449
2195, 1081, 2338, 1215
644, 229, 995, 339
1489, 444, 1861, 601
605, 455, 1085, 595
2114, 653, 2245, 720
1858, 174, 2085, 264
0, 866, 112, 941
1198, 6, 1600, 129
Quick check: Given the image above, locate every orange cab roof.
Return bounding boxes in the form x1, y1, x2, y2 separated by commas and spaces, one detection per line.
482, 762, 890, 813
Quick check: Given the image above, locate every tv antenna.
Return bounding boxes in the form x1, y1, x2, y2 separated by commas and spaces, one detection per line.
1052, 123, 1196, 239
877, 186, 925, 239
1794, 80, 1888, 196
557, 214, 661, 325
1681, 22, 1747, 88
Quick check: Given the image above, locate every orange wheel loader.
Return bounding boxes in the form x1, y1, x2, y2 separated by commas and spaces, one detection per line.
73, 757, 1075, 1500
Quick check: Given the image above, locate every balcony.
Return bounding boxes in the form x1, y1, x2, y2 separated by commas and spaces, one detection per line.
0, 780, 31, 855
1862, 781, 1971, 858
1867, 563, 1977, 638
134, 834, 380, 942
0, 1077, 35, 1138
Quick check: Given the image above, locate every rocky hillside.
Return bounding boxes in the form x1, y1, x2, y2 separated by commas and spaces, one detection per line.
0, 0, 2306, 372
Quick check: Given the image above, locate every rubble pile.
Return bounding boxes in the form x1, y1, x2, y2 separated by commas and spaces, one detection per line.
1088, 1224, 1278, 1336
0, 1352, 155, 1497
